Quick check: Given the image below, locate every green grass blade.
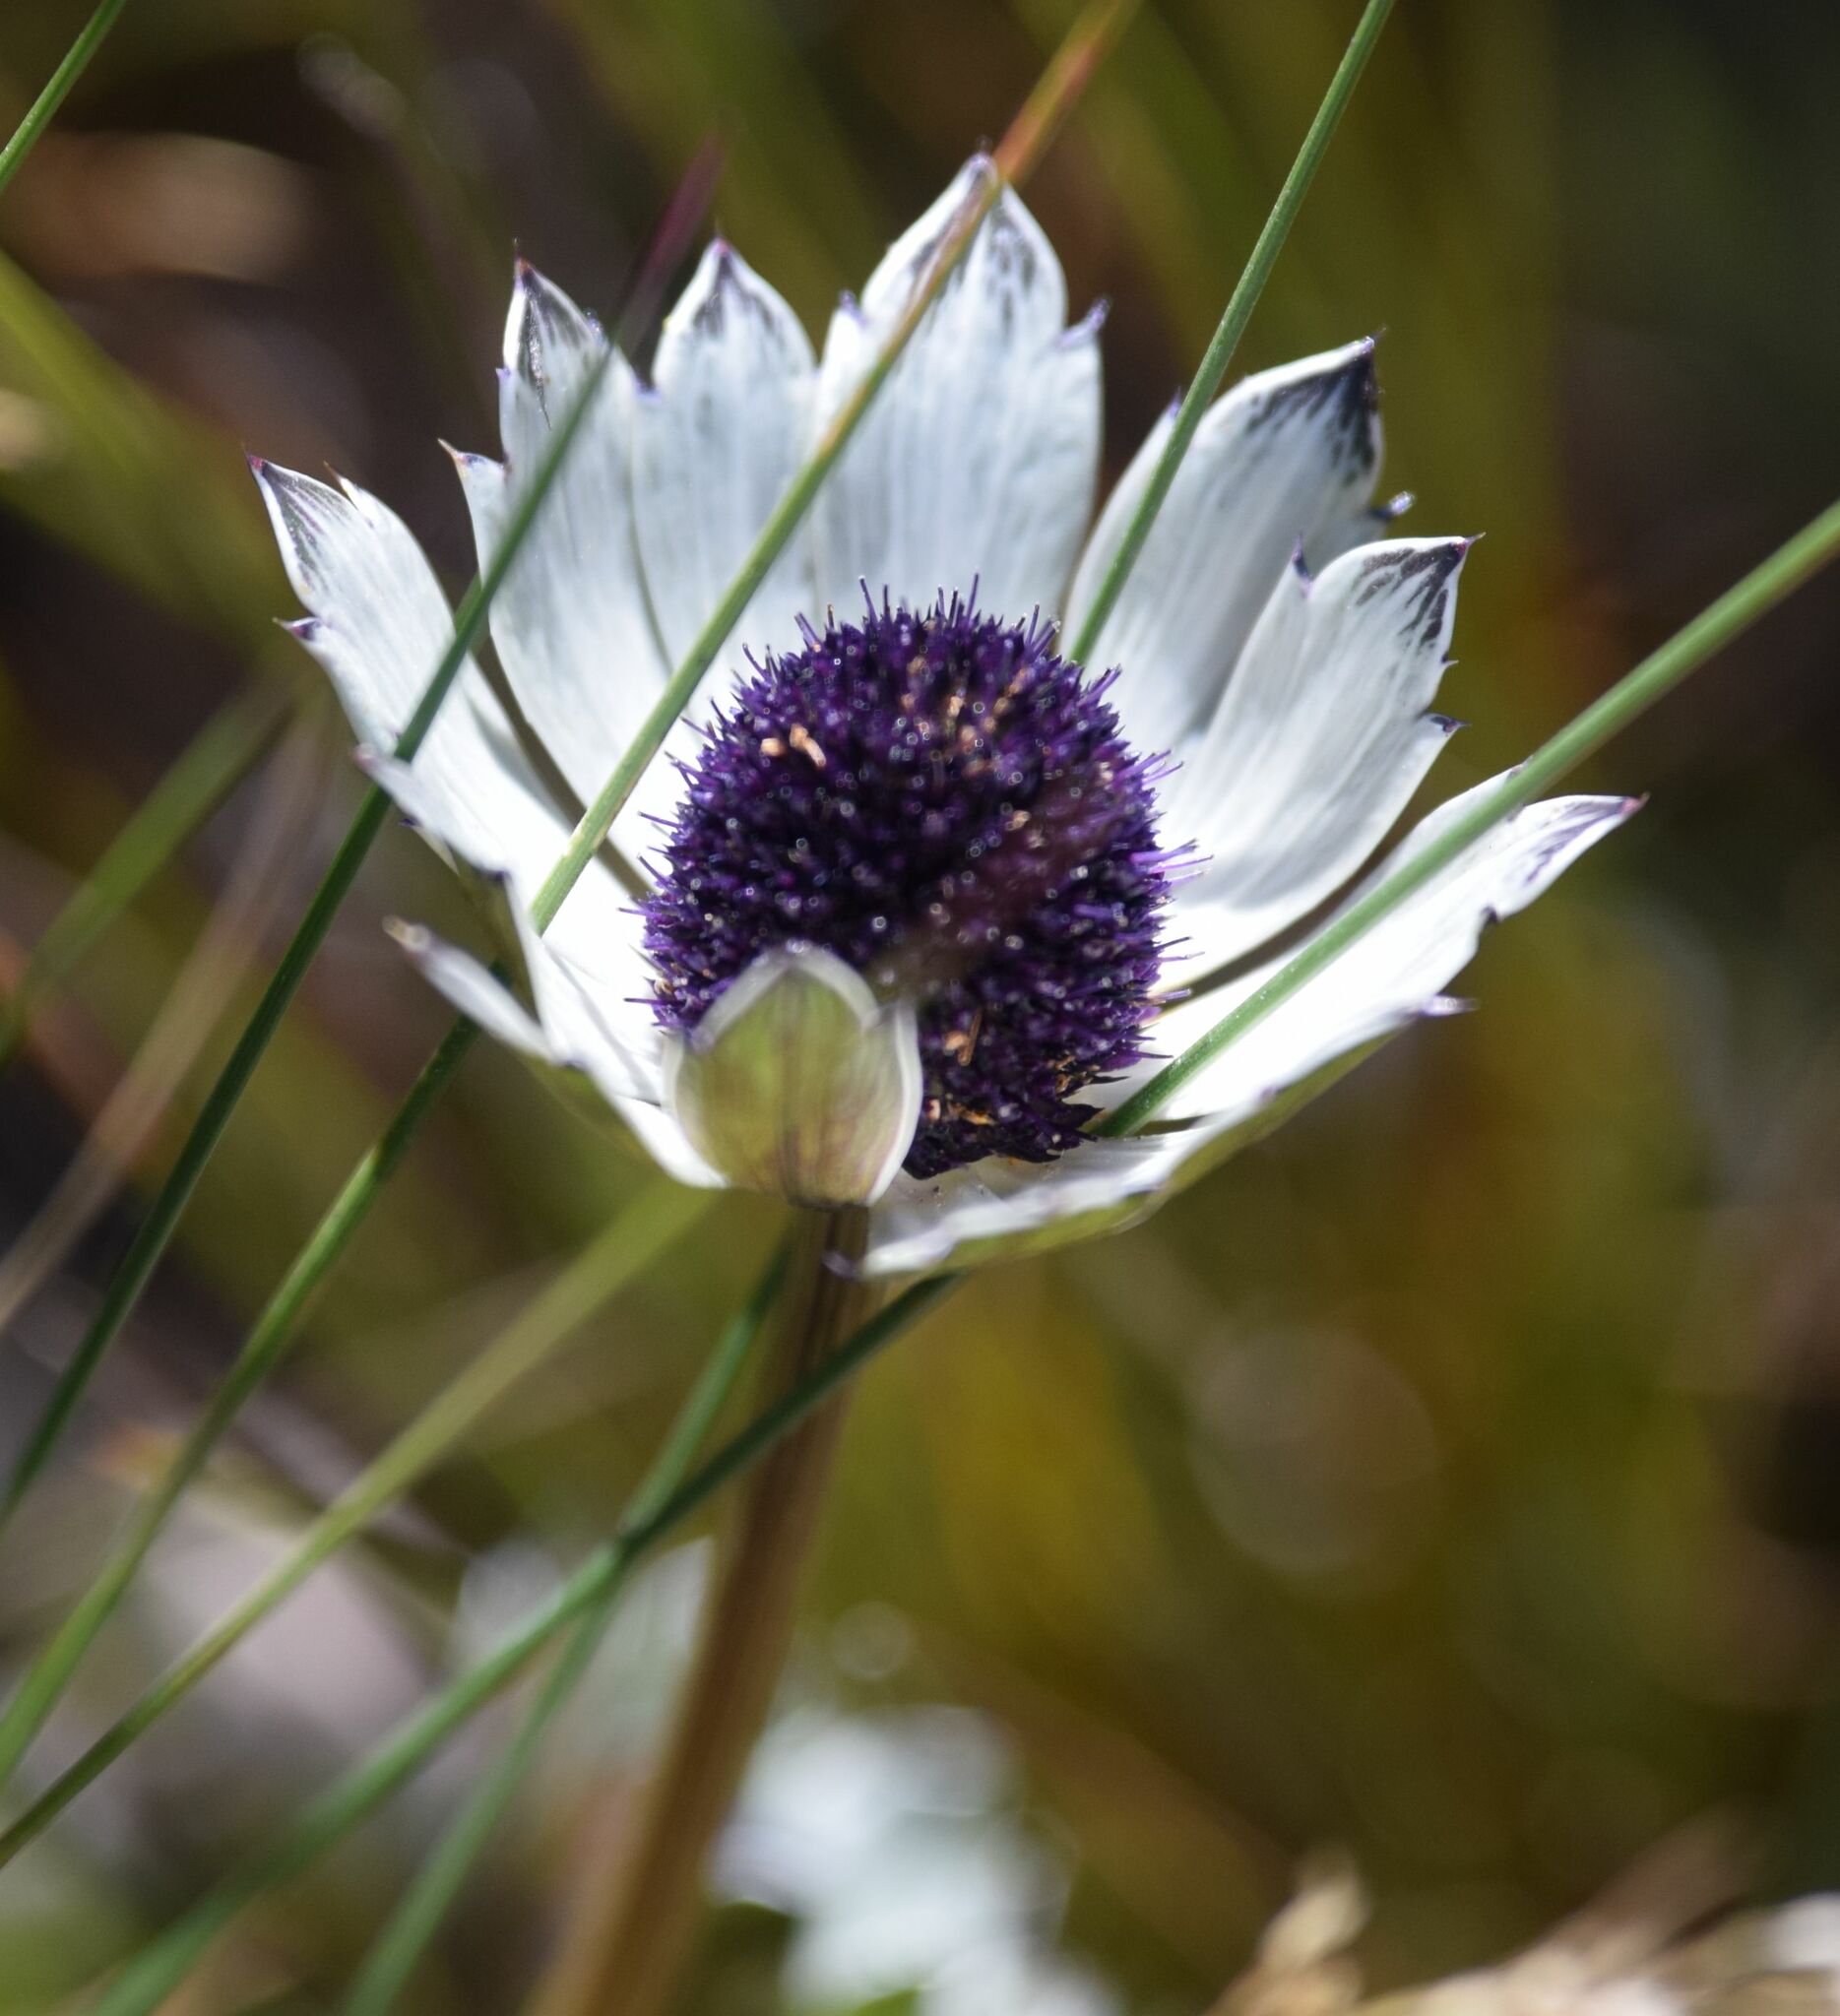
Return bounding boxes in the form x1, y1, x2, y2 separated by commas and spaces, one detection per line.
0, 321, 630, 1573
1100, 494, 1840, 1136
0, 1184, 710, 1858
340, 1244, 788, 2016
0, 677, 298, 1074
1063, 0, 1395, 666
0, 0, 133, 199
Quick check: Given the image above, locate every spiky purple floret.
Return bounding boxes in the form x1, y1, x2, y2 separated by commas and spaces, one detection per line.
643, 594, 1178, 1178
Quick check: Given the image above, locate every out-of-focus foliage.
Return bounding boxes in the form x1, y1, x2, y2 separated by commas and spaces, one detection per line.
1, 0, 1838, 2010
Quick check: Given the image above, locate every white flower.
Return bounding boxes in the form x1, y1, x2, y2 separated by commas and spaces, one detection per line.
254, 157, 1633, 1278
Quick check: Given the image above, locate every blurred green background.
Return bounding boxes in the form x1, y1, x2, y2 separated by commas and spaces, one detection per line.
1, 0, 1838, 2009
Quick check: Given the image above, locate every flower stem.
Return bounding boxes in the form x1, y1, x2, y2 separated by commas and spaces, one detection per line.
0, 0, 132, 199
78, 1279, 947, 2016
527, 1211, 874, 2016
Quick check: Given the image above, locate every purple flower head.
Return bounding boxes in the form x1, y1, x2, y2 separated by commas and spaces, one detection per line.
643, 592, 1183, 1177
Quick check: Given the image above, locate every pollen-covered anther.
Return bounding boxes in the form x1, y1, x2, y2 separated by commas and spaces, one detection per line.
644, 592, 1178, 1180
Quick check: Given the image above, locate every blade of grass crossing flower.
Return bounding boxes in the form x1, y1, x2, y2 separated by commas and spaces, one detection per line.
0, 329, 617, 1544
341, 1244, 788, 2016
529, 0, 1143, 929
0, 1184, 710, 1856
0, 0, 132, 197
1101, 494, 1840, 1136
0, 676, 298, 1074
82, 1274, 952, 2016
1063, 0, 1395, 666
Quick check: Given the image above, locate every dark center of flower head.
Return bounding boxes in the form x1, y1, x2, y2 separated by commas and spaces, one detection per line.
642, 594, 1180, 1180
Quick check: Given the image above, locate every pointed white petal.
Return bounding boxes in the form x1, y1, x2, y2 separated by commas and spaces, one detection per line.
1118, 780, 1640, 1129
634, 241, 817, 674
809, 158, 1102, 622
1067, 340, 1382, 763
388, 914, 655, 1103
665, 948, 922, 1207
458, 264, 673, 845
256, 460, 484, 760
1166, 536, 1471, 969
255, 459, 596, 910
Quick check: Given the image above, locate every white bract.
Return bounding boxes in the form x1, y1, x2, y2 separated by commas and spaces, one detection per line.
255, 157, 1633, 1277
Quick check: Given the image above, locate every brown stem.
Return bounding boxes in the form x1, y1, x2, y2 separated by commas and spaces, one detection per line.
529, 1208, 872, 2016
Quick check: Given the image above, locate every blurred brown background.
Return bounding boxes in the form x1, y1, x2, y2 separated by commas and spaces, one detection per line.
2, 0, 1839, 2009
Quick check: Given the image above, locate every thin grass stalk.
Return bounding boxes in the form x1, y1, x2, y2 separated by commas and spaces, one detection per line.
0, 677, 298, 1075
339, 1243, 790, 2016
1063, 0, 1394, 664
1099, 493, 1840, 1135
63, 490, 1840, 1979
0, 372, 627, 1551
0, 1184, 709, 1853
0, 0, 133, 197
0, 720, 327, 1335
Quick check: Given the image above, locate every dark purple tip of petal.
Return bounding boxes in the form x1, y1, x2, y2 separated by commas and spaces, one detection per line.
642, 595, 1179, 1178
